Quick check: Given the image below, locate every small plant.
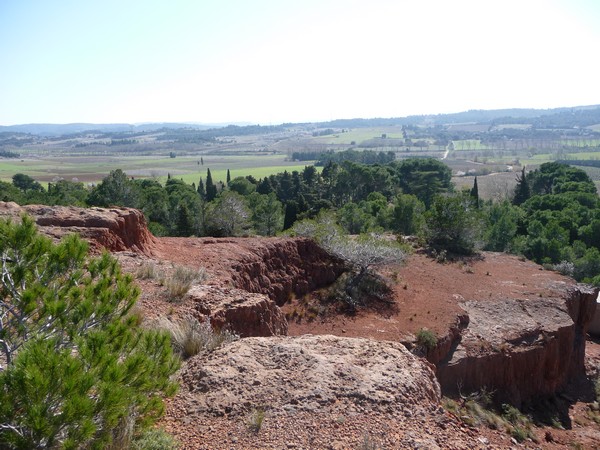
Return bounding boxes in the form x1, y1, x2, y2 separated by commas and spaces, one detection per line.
131, 428, 179, 450
159, 316, 238, 359
136, 261, 158, 279
163, 265, 208, 301
552, 261, 575, 277
247, 407, 265, 433
502, 403, 535, 442
416, 328, 437, 351
359, 432, 384, 450
433, 248, 447, 263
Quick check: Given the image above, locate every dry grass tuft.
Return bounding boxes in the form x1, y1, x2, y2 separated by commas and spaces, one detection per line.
158, 316, 238, 359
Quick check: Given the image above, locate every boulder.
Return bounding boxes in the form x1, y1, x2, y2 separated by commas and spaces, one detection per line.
186, 285, 287, 337
181, 334, 441, 417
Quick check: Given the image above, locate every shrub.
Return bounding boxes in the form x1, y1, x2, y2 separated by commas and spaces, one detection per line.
422, 193, 483, 255
137, 261, 159, 279
159, 316, 238, 359
0, 216, 179, 449
416, 328, 437, 351
163, 265, 207, 302
131, 428, 179, 450
247, 408, 265, 433
291, 213, 407, 310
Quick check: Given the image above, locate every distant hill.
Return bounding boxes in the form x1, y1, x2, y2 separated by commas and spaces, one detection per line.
0, 122, 225, 136
3, 105, 600, 136
320, 105, 600, 128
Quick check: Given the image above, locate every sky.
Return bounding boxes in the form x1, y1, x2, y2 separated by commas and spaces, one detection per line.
1, 0, 600, 125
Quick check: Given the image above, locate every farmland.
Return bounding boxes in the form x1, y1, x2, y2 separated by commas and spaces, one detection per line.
1, 105, 600, 196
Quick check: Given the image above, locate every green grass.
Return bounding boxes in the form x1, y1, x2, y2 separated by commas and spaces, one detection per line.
452, 139, 492, 151
163, 164, 318, 185
0, 154, 314, 185
310, 127, 405, 145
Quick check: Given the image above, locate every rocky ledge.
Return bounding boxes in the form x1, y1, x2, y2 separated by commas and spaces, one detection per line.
434, 284, 598, 406
0, 202, 157, 255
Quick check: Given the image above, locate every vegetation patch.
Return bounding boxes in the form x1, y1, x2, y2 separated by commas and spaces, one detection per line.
158, 316, 238, 359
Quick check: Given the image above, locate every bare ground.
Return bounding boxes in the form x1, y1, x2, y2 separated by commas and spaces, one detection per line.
116, 238, 600, 449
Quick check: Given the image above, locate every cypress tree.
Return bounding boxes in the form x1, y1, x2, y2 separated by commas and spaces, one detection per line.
226, 169, 231, 185
205, 169, 217, 202
513, 167, 530, 205
283, 201, 298, 230
197, 178, 206, 200
470, 176, 479, 208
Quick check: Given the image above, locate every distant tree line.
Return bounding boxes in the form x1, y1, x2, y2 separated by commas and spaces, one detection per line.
292, 149, 396, 166
1, 159, 599, 285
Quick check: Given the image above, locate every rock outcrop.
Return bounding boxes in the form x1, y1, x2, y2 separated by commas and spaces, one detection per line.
186, 285, 288, 337
181, 334, 441, 417
435, 284, 598, 405
0, 202, 157, 255
227, 238, 346, 305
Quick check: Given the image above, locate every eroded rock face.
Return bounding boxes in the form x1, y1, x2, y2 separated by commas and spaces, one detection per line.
0, 202, 157, 256
181, 334, 441, 417
436, 284, 598, 405
228, 238, 346, 305
186, 285, 288, 337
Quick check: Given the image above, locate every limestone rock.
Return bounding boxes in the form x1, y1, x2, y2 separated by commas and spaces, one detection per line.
181, 334, 441, 417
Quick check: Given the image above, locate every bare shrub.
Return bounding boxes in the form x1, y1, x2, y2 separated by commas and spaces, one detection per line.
552, 261, 575, 277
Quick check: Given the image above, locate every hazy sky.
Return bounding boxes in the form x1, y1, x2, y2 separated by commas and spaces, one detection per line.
1, 0, 600, 125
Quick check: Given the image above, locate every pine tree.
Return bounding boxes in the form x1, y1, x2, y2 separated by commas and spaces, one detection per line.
0, 217, 179, 449
513, 167, 530, 205
205, 169, 217, 202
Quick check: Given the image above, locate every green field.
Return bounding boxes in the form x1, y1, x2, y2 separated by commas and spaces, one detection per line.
0, 154, 314, 185
451, 140, 491, 151
311, 127, 405, 145
163, 164, 319, 185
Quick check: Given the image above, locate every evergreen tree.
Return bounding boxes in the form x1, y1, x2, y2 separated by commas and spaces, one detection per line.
197, 178, 206, 200
513, 167, 530, 205
251, 193, 284, 236
226, 169, 231, 185
0, 217, 179, 449
283, 201, 298, 230
87, 169, 140, 208
205, 169, 217, 202
176, 202, 194, 236
256, 177, 273, 195
470, 176, 480, 208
